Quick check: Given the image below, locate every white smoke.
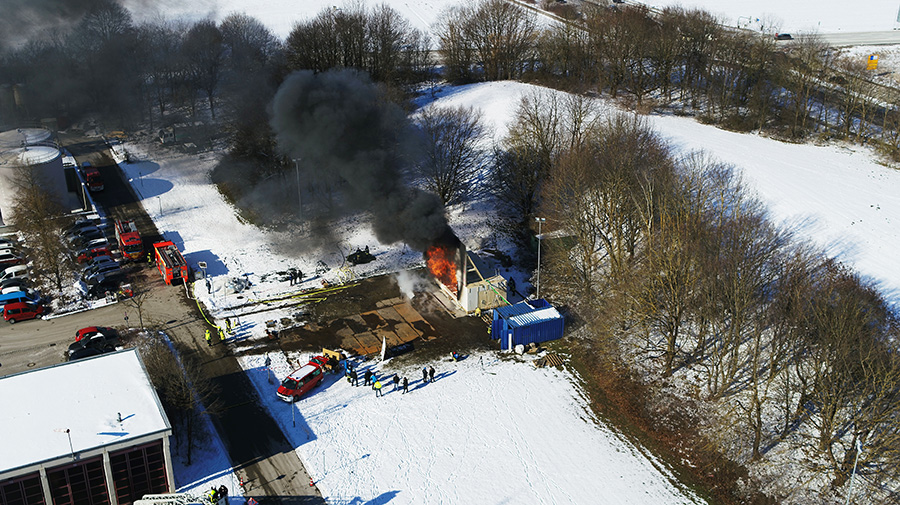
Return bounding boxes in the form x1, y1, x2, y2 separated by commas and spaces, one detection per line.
395, 270, 430, 300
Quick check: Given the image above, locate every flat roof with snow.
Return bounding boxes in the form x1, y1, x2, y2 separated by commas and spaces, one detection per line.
0, 348, 171, 476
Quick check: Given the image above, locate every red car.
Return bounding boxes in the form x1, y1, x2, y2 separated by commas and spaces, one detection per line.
3, 301, 44, 323
75, 326, 117, 342
277, 356, 326, 402
75, 245, 112, 264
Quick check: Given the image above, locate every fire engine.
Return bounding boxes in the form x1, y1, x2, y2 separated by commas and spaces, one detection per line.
114, 219, 143, 260
152, 241, 188, 285
82, 162, 104, 191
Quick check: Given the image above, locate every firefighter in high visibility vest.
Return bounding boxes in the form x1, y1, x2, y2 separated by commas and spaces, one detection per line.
207, 486, 218, 504
218, 327, 225, 342
205, 329, 212, 346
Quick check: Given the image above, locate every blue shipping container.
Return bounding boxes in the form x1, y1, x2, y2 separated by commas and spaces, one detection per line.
491, 299, 564, 350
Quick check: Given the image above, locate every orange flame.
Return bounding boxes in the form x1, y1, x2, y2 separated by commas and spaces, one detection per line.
425, 244, 458, 291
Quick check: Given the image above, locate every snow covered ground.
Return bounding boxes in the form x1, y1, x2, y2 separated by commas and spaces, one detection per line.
123, 0, 456, 41
117, 80, 900, 505
238, 350, 703, 505
121, 0, 900, 42
424, 81, 900, 306
635, 0, 900, 33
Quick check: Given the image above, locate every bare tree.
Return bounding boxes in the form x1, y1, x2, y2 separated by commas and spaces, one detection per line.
783, 34, 828, 138
139, 334, 220, 466
219, 13, 281, 74
183, 20, 224, 119
9, 166, 71, 292
437, 0, 537, 82
414, 105, 486, 206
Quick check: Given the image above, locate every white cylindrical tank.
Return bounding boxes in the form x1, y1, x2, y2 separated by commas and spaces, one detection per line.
0, 144, 77, 223
0, 128, 52, 149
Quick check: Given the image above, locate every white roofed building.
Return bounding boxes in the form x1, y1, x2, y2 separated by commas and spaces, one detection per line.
0, 349, 174, 505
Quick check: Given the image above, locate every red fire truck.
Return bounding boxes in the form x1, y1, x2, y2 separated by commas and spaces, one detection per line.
152, 241, 188, 285
82, 162, 104, 191
114, 219, 143, 260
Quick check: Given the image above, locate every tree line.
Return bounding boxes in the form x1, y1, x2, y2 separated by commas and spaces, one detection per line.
501, 89, 900, 503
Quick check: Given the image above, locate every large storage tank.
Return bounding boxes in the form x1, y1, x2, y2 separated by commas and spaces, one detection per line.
0, 128, 79, 225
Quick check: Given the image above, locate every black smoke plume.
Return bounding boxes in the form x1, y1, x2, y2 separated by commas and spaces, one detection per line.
270, 69, 451, 252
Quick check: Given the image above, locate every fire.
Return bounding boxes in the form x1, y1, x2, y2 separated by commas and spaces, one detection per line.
425, 244, 458, 291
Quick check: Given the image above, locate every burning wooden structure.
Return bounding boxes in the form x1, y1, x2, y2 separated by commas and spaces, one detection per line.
425, 234, 508, 314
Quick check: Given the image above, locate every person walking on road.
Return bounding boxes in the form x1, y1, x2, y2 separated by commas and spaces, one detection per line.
364, 369, 372, 387
402, 377, 409, 394
374, 380, 383, 397
422, 366, 428, 384
429, 366, 435, 383
392, 374, 400, 392
349, 369, 358, 386
205, 329, 212, 346
218, 327, 226, 342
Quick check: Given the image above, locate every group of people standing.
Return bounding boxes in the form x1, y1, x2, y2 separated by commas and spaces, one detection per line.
204, 317, 239, 346
345, 362, 437, 396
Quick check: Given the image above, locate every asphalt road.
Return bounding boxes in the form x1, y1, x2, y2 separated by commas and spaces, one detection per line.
818, 31, 900, 47
0, 133, 323, 504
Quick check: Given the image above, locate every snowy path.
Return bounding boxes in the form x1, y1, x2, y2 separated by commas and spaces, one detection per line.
239, 352, 703, 505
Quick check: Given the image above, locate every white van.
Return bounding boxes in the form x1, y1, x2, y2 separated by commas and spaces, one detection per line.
0, 265, 29, 282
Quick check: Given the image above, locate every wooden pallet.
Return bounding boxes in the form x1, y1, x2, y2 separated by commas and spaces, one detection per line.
535, 353, 564, 368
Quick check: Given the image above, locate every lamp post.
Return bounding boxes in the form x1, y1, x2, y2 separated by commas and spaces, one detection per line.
293, 158, 302, 223
844, 438, 863, 505
535, 217, 546, 299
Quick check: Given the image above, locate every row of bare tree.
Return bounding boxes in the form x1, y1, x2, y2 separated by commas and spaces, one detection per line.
436, 1, 900, 159
285, 3, 432, 85
0, 1, 282, 130
501, 90, 900, 501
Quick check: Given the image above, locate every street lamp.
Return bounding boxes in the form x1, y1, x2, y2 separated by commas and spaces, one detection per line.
293, 158, 302, 223
844, 438, 863, 505
535, 217, 546, 299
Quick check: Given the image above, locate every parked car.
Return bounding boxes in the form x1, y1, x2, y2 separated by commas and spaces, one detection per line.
0, 289, 39, 308
74, 237, 110, 250
276, 357, 326, 402
0, 237, 20, 249
0, 277, 29, 290
75, 245, 112, 264
0, 250, 24, 267
1, 285, 32, 295
83, 263, 121, 283
64, 219, 98, 237
3, 301, 44, 323
0, 265, 28, 282
79, 273, 123, 299
67, 331, 119, 360
67, 226, 105, 245
81, 255, 117, 272
75, 326, 118, 342
774, 33, 793, 40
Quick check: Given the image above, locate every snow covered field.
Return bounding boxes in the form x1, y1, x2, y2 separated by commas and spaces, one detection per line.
122, 0, 900, 40
636, 0, 900, 33
123, 0, 453, 41
238, 351, 703, 505
118, 77, 900, 503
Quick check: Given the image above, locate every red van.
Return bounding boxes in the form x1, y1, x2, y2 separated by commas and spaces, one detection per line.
277, 357, 326, 402
3, 301, 44, 323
